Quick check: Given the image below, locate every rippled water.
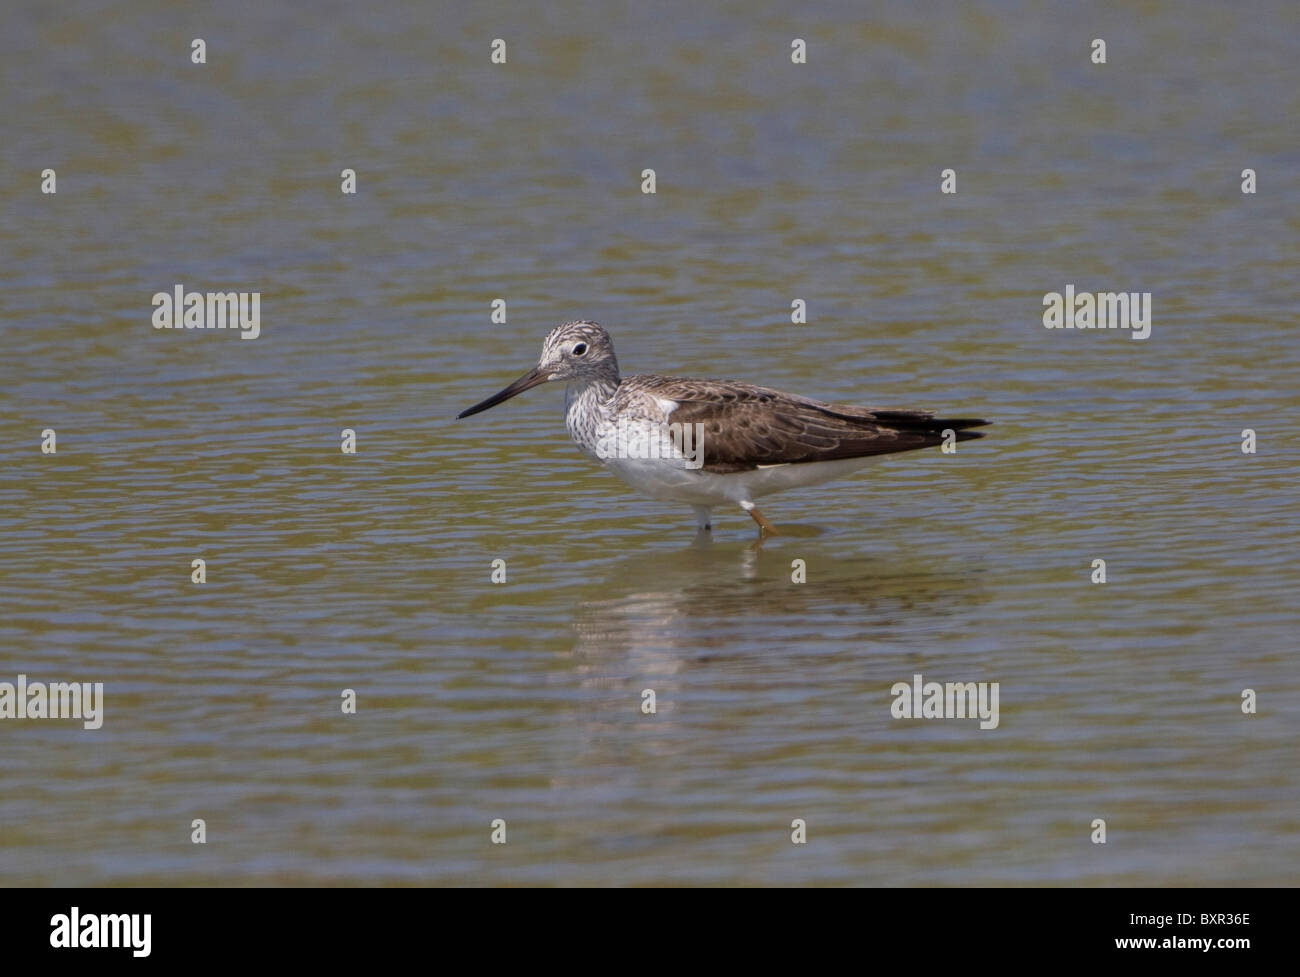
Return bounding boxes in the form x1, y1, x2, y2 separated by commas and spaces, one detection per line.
1, 0, 1297, 885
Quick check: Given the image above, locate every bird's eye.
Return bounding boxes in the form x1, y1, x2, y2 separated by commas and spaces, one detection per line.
572, 343, 588, 356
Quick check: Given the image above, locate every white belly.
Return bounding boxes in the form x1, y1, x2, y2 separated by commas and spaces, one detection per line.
601, 455, 880, 506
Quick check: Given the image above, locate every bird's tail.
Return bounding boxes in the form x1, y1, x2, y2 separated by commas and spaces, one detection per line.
871, 412, 989, 442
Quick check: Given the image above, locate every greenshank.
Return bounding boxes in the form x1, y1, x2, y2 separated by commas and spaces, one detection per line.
457, 321, 987, 536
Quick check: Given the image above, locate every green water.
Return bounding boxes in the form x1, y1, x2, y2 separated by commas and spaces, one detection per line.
1, 0, 1297, 884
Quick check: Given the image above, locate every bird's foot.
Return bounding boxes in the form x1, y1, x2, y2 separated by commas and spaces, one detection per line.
741, 502, 779, 538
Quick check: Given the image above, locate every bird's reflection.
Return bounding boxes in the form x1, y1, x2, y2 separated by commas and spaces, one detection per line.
545, 535, 989, 850
568, 534, 985, 666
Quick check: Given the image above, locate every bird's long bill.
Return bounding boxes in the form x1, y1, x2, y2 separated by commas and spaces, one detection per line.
456, 366, 549, 418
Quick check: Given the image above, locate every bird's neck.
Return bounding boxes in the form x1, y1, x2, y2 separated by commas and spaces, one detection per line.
564, 373, 621, 451
565, 373, 620, 408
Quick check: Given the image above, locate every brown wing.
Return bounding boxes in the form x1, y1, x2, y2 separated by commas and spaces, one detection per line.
618, 375, 988, 475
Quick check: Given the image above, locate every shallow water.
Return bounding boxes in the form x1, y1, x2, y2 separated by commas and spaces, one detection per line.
1, 0, 1297, 885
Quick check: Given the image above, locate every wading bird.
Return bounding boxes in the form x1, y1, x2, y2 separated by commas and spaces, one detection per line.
457, 321, 988, 537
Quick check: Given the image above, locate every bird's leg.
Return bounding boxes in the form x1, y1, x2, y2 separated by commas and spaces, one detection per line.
691, 506, 714, 546
740, 501, 778, 537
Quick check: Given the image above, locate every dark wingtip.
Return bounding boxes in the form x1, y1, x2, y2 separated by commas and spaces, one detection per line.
944, 419, 988, 442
